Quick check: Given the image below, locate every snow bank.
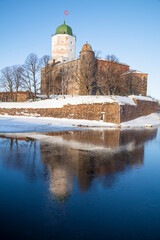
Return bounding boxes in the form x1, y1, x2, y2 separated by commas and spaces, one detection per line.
0, 95, 143, 109
0, 95, 156, 110
112, 96, 136, 106
0, 115, 116, 133
121, 113, 160, 128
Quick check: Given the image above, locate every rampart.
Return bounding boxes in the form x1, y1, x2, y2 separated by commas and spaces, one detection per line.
0, 99, 158, 124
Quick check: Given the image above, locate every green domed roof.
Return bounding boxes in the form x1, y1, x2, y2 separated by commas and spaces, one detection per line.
55, 21, 73, 36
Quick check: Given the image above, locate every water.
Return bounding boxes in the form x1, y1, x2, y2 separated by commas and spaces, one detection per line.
0, 128, 160, 240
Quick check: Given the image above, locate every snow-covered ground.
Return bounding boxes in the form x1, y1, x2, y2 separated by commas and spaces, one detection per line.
0, 115, 116, 133
0, 95, 155, 109
0, 113, 159, 133
121, 113, 160, 128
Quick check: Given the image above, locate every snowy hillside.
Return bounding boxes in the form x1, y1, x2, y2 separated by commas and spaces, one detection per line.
0, 95, 155, 109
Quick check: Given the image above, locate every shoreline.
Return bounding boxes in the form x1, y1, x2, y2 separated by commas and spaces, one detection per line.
0, 113, 159, 134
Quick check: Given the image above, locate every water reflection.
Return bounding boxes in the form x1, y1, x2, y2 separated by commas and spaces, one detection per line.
0, 128, 159, 240
40, 129, 158, 199
0, 136, 48, 181
0, 128, 157, 202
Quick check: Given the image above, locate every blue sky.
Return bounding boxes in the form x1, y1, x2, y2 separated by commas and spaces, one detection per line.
0, 0, 160, 98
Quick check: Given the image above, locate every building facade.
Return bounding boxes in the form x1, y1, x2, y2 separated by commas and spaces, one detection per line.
0, 91, 29, 102
41, 22, 148, 96
51, 21, 76, 63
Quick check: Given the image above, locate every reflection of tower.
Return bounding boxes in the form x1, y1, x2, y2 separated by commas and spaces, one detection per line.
39, 128, 158, 198
49, 167, 72, 202
52, 21, 76, 62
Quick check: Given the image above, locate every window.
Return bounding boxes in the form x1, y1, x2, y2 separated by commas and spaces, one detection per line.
70, 41, 72, 44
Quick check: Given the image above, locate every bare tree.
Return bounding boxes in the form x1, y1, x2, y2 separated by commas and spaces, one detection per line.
41, 55, 52, 98
122, 73, 147, 96
0, 67, 14, 101
52, 68, 62, 95
22, 53, 41, 99
97, 55, 122, 95
40, 55, 51, 67
12, 65, 23, 101
94, 50, 102, 58
105, 54, 119, 62
67, 67, 80, 96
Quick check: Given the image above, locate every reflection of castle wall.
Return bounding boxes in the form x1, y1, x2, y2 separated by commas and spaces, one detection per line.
58, 128, 157, 149
40, 128, 157, 199
62, 130, 121, 148
120, 129, 158, 146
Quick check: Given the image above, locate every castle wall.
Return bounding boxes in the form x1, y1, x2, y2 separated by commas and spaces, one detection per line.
97, 60, 148, 96
120, 99, 158, 122
97, 60, 130, 73
129, 74, 147, 96
41, 59, 80, 96
41, 54, 148, 97
0, 100, 158, 124
0, 103, 120, 123
0, 92, 29, 102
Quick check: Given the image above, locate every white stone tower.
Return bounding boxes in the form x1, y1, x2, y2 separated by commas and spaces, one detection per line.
52, 21, 76, 62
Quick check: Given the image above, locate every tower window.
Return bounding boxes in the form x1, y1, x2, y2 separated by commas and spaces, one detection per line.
70, 41, 72, 44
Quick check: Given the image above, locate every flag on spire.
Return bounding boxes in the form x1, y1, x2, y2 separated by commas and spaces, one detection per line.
65, 10, 69, 15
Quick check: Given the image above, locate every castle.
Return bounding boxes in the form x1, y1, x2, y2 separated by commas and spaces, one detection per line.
41, 21, 148, 96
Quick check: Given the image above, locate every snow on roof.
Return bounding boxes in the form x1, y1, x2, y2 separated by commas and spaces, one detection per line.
129, 95, 156, 102
51, 57, 129, 67
98, 58, 129, 66
55, 58, 79, 66
122, 70, 147, 76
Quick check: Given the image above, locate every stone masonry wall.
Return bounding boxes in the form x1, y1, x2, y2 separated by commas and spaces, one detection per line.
41, 59, 80, 96
0, 100, 158, 124
120, 99, 158, 122
0, 103, 120, 124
